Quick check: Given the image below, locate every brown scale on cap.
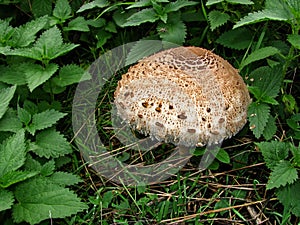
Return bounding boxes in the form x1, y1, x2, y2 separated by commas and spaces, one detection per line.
114, 46, 251, 147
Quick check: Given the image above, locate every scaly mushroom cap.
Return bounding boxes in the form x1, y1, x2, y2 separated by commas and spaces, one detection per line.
114, 46, 250, 147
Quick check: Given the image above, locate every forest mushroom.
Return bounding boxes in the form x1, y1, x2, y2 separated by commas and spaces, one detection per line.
114, 46, 250, 147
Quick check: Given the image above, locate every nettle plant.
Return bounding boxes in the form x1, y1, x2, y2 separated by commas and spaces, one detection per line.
0, 1, 93, 224
207, 0, 300, 220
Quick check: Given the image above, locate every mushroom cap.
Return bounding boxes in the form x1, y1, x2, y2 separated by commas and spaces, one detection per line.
114, 46, 250, 147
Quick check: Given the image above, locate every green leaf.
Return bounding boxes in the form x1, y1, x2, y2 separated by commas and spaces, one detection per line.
239, 47, 280, 70
0, 19, 14, 47
123, 8, 159, 26
65, 17, 90, 32
262, 115, 277, 140
40, 160, 55, 177
13, 177, 88, 224
216, 28, 253, 50
17, 106, 31, 125
290, 145, 300, 167
126, 0, 151, 9
27, 109, 66, 135
248, 66, 283, 101
157, 13, 186, 44
208, 10, 230, 30
0, 130, 26, 177
248, 102, 270, 138
32, 0, 52, 18
277, 180, 300, 217
0, 85, 16, 119
0, 189, 14, 211
165, 0, 198, 13
0, 170, 38, 188
287, 34, 300, 50
0, 63, 27, 85
216, 148, 230, 164
256, 141, 289, 170
52, 64, 90, 87
49, 172, 82, 186
25, 63, 59, 92
0, 109, 23, 132
234, 0, 294, 29
77, 0, 109, 13
267, 160, 298, 189
226, 0, 254, 4
206, 0, 223, 6
30, 129, 72, 158
10, 16, 48, 48
53, 0, 72, 21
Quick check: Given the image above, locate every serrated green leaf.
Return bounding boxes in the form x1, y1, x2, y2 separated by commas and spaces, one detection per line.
13, 177, 88, 224
248, 102, 270, 138
216, 148, 230, 164
0, 108, 23, 132
263, 115, 277, 140
126, 0, 151, 9
0, 189, 14, 211
256, 141, 289, 170
165, 0, 198, 13
239, 47, 280, 70
40, 160, 55, 177
0, 170, 38, 188
290, 145, 300, 167
216, 28, 252, 50
17, 106, 31, 126
0, 85, 16, 119
0, 63, 27, 85
226, 0, 253, 4
53, 0, 72, 21
208, 10, 230, 30
287, 34, 300, 50
277, 180, 300, 217
65, 17, 90, 32
32, 0, 52, 18
0, 19, 14, 47
25, 63, 59, 92
248, 66, 283, 101
52, 64, 90, 87
123, 8, 159, 26
49, 172, 82, 186
0, 130, 26, 177
157, 13, 186, 44
30, 129, 72, 158
77, 0, 109, 13
27, 109, 66, 135
206, 0, 223, 6
267, 160, 298, 189
10, 16, 48, 48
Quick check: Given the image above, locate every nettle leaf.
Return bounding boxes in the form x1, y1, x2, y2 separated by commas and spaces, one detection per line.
77, 0, 109, 13
0, 85, 16, 119
49, 172, 82, 186
277, 180, 300, 217
206, 0, 223, 6
227, 0, 254, 4
123, 8, 159, 26
287, 34, 300, 50
13, 177, 88, 225
165, 0, 198, 13
27, 109, 66, 135
0, 109, 23, 132
0, 170, 38, 188
234, 0, 294, 28
0, 189, 14, 211
208, 10, 230, 30
0, 63, 28, 85
40, 160, 55, 177
10, 16, 48, 48
52, 64, 90, 87
17, 106, 31, 126
248, 66, 283, 102
157, 13, 186, 44
65, 17, 90, 32
256, 141, 289, 170
25, 63, 59, 92
53, 0, 72, 21
290, 145, 300, 167
32, 0, 52, 18
126, 0, 151, 9
30, 129, 72, 158
263, 115, 277, 140
0, 19, 14, 47
0, 130, 26, 177
239, 47, 280, 71
216, 28, 253, 50
267, 160, 298, 189
248, 102, 270, 138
